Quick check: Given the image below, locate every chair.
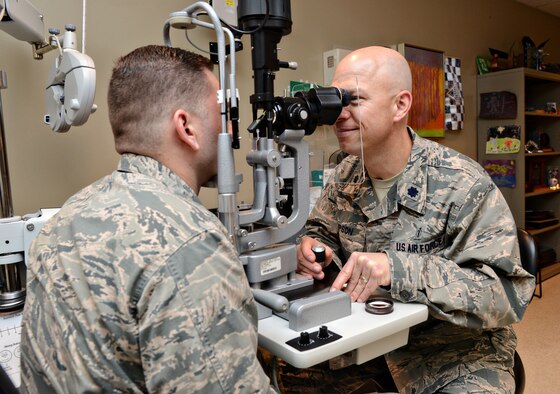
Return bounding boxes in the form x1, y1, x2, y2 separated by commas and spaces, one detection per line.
0, 363, 18, 394
513, 227, 541, 394
516, 227, 542, 299
328, 149, 348, 166
513, 350, 525, 394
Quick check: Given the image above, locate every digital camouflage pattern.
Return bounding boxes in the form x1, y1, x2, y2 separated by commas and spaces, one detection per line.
301, 130, 535, 393
20, 154, 273, 393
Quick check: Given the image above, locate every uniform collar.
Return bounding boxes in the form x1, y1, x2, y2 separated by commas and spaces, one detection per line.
336, 128, 428, 220
117, 153, 200, 203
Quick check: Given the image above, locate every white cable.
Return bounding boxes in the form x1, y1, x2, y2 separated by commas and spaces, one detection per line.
356, 75, 366, 184
81, 0, 86, 53
53, 35, 63, 57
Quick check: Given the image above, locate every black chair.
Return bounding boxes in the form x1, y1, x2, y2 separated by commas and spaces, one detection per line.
513, 227, 541, 394
517, 227, 542, 299
513, 350, 525, 394
0, 363, 18, 394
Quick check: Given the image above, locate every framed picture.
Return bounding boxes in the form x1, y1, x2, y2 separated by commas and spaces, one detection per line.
485, 125, 521, 154
393, 43, 445, 138
479, 91, 517, 119
444, 56, 464, 131
483, 160, 516, 188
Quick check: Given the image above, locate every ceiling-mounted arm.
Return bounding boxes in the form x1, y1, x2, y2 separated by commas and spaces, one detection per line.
0, 0, 45, 48
1, 0, 97, 132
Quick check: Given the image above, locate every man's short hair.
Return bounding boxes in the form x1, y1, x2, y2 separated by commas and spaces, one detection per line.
108, 45, 214, 154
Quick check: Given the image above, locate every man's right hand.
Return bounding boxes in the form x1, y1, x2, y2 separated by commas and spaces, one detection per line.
296, 236, 333, 280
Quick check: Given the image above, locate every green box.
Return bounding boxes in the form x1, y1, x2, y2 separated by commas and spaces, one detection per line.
311, 170, 323, 187
290, 81, 321, 97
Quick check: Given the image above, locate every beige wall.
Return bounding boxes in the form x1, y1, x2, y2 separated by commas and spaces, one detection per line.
1, 0, 559, 214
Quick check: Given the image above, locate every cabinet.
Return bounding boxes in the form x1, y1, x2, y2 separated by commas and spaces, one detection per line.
477, 68, 560, 281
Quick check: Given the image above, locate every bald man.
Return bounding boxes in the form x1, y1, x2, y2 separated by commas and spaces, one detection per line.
287, 47, 535, 393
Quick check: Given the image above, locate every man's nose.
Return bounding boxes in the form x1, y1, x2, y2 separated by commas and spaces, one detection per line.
337, 106, 351, 120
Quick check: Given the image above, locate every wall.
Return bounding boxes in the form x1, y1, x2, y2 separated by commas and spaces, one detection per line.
1, 0, 559, 214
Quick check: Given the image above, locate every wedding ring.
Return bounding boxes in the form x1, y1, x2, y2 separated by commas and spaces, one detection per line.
360, 275, 368, 283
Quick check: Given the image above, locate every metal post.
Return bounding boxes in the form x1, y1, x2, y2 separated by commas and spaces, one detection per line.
0, 70, 14, 219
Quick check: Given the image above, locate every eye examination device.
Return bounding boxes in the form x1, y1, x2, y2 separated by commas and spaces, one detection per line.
0, 3, 429, 387
163, 0, 428, 370
164, 0, 352, 330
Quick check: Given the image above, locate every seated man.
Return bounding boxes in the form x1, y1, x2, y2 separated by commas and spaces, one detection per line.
20, 45, 274, 393
292, 46, 535, 393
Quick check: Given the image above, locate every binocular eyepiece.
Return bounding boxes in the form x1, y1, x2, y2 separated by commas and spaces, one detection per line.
274, 87, 351, 135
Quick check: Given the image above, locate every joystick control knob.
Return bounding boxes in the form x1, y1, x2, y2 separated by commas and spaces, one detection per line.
311, 244, 326, 266
299, 331, 311, 346
318, 325, 330, 339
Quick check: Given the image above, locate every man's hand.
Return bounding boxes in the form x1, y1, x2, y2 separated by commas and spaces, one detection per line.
330, 252, 391, 302
296, 236, 333, 280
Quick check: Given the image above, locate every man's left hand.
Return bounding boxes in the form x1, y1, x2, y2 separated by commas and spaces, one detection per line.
330, 252, 391, 302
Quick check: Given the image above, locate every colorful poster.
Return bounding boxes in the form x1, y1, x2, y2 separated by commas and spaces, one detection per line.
444, 57, 464, 131
485, 125, 521, 154
397, 44, 445, 138
483, 159, 516, 188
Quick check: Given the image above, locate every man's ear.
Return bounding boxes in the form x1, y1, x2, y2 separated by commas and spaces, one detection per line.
393, 90, 412, 123
173, 109, 200, 151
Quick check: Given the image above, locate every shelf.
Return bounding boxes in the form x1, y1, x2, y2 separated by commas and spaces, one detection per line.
478, 68, 560, 282
525, 151, 560, 157
525, 111, 560, 117
524, 67, 560, 82
541, 262, 560, 281
527, 222, 560, 236
478, 67, 560, 82
525, 186, 560, 197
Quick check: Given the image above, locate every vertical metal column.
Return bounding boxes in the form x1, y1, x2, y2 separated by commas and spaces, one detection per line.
0, 69, 24, 311
0, 70, 14, 218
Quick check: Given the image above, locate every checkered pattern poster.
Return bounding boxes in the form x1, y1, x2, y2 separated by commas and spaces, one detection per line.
444, 57, 464, 131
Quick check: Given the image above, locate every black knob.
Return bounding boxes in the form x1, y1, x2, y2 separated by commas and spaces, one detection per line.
311, 244, 326, 265
299, 331, 311, 346
318, 325, 329, 339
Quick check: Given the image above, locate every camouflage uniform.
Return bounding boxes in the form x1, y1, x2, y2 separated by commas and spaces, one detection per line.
20, 154, 274, 393
299, 130, 535, 393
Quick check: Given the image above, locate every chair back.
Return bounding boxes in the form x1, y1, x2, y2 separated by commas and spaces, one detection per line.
517, 228, 538, 277
0, 363, 18, 394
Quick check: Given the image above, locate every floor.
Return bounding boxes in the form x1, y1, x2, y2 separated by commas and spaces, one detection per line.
513, 273, 560, 393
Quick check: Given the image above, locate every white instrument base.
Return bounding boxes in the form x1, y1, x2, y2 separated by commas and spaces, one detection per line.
258, 301, 428, 368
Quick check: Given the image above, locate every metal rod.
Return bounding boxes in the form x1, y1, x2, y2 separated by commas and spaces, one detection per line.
0, 70, 14, 218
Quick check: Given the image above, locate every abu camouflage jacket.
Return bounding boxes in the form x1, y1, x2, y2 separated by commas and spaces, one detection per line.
305, 129, 535, 393
20, 153, 272, 393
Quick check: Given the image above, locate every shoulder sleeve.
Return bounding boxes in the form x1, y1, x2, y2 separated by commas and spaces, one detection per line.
386, 176, 535, 329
